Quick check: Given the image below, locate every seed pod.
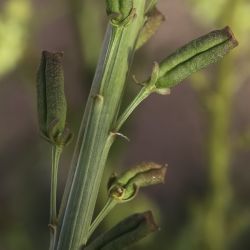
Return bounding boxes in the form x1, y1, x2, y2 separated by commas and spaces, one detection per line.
108, 162, 167, 202
155, 26, 238, 89
85, 211, 158, 250
106, 0, 133, 23
36, 51, 72, 146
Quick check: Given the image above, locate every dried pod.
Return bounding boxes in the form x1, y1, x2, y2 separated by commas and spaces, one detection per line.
136, 8, 165, 50
108, 162, 167, 202
36, 51, 72, 146
155, 26, 238, 89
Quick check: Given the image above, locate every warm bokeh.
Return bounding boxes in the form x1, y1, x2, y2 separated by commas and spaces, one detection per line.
0, 0, 250, 249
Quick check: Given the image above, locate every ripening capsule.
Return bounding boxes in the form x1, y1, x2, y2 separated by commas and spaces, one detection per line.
108, 162, 167, 202
36, 51, 72, 146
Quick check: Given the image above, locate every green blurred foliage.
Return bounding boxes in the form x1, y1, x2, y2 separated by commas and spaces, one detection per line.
69, 0, 103, 70
188, 0, 250, 48
170, 1, 250, 250
0, 0, 31, 77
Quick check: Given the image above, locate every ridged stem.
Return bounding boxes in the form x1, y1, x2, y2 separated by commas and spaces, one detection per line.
55, 1, 146, 249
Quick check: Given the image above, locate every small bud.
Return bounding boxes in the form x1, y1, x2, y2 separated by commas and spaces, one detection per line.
106, 0, 133, 23
108, 162, 167, 202
36, 51, 72, 146
155, 26, 238, 89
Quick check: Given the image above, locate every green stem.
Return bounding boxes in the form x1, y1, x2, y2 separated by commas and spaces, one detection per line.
49, 145, 62, 250
87, 199, 117, 240
145, 0, 157, 13
115, 86, 151, 131
56, 2, 146, 249
50, 146, 62, 224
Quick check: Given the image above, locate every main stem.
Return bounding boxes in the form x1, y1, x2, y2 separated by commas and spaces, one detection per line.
56, 2, 145, 249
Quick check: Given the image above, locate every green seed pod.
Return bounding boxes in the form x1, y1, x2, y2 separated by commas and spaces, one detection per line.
155, 26, 238, 89
106, 0, 133, 23
108, 162, 167, 202
128, 164, 166, 187
36, 51, 72, 146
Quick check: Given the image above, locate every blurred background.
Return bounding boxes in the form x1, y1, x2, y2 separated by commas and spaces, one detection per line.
0, 0, 250, 249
